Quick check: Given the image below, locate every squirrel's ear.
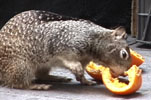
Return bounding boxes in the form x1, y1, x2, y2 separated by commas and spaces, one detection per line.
111, 27, 127, 40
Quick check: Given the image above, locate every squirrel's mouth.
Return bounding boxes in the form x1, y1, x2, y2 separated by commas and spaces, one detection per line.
109, 66, 126, 77
110, 69, 120, 77
94, 61, 126, 77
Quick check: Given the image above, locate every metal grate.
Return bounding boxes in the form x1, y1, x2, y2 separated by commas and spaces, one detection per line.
137, 0, 151, 44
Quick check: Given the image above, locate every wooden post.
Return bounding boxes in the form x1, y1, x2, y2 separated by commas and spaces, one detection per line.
131, 0, 138, 37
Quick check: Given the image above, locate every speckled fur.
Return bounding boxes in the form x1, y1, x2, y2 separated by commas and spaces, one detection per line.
0, 10, 131, 89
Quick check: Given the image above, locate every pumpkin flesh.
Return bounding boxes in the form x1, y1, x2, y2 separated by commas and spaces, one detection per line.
102, 65, 142, 95
86, 62, 104, 80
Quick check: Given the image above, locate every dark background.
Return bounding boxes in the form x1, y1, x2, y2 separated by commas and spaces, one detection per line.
0, 0, 132, 33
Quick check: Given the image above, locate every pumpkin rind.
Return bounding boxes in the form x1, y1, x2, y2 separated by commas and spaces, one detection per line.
130, 49, 145, 66
86, 62, 142, 95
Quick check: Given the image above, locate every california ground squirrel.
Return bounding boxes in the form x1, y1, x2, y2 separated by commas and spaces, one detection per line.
0, 10, 131, 90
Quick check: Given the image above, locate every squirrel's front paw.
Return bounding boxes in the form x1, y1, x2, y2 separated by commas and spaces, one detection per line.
77, 76, 97, 85
81, 80, 97, 86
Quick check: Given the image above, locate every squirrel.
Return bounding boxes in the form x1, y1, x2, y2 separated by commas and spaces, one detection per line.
0, 10, 131, 90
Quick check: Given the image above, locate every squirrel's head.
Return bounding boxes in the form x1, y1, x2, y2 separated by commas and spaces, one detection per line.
91, 27, 131, 77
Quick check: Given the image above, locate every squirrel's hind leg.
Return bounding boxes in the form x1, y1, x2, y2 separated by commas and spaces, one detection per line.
2, 59, 51, 90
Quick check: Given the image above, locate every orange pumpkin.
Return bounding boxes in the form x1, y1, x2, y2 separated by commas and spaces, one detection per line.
102, 65, 142, 95
86, 62, 142, 95
86, 62, 105, 80
130, 49, 145, 66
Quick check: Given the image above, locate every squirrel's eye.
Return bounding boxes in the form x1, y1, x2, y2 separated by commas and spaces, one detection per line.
120, 48, 129, 60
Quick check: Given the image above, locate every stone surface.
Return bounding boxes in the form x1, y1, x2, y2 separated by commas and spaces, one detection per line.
0, 36, 151, 100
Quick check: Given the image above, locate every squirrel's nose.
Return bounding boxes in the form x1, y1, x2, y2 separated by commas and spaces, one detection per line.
109, 66, 126, 77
